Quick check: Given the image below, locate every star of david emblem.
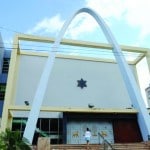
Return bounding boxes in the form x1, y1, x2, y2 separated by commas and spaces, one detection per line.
77, 78, 87, 89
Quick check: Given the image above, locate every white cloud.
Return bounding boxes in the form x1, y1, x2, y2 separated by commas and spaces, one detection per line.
27, 14, 64, 36
85, 0, 126, 20
26, 0, 150, 42
64, 13, 99, 39
65, 0, 150, 41
124, 0, 150, 39
85, 0, 150, 40
64, 0, 126, 39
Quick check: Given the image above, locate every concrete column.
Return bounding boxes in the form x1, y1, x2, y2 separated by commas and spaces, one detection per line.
146, 52, 150, 74
37, 137, 50, 150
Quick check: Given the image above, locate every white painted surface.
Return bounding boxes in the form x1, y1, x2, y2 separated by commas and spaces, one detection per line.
15, 55, 133, 109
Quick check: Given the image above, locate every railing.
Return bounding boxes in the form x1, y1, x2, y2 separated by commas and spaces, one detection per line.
98, 132, 114, 150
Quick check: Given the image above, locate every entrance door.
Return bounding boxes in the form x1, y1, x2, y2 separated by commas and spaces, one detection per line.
113, 119, 142, 143
67, 121, 114, 144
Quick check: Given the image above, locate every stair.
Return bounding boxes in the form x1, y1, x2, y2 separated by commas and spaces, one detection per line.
50, 142, 150, 150
50, 144, 104, 150
113, 142, 150, 150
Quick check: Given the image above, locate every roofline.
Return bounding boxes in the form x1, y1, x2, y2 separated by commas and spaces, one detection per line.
14, 34, 149, 65
16, 34, 149, 53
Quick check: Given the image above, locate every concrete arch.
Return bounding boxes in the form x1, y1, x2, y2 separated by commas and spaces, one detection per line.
23, 7, 150, 143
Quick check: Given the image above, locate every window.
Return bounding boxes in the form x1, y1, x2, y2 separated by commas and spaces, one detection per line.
0, 84, 6, 100
50, 119, 58, 132
12, 117, 63, 145
41, 118, 49, 131
2, 58, 10, 73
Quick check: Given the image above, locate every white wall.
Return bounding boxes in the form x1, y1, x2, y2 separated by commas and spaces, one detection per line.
14, 54, 135, 109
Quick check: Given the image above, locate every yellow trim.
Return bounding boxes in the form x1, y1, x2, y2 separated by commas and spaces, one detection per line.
16, 34, 149, 53
8, 105, 138, 114
1, 36, 19, 131
15, 34, 150, 65
134, 53, 146, 65
146, 52, 150, 74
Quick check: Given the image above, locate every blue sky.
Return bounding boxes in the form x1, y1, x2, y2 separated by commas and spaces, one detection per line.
1, 0, 150, 47
0, 0, 150, 105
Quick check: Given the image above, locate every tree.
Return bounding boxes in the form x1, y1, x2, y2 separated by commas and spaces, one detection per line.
0, 128, 31, 150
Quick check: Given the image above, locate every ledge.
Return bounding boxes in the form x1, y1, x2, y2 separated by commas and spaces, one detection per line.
8, 105, 138, 114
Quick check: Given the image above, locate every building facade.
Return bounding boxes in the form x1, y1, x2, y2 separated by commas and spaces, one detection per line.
0, 34, 11, 121
0, 34, 150, 144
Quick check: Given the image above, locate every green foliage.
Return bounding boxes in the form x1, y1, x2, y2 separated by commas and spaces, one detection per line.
0, 128, 31, 150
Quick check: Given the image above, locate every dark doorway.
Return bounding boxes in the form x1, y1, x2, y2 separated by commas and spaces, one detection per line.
113, 119, 142, 143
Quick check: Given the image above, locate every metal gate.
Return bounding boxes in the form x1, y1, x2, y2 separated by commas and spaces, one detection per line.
67, 121, 114, 144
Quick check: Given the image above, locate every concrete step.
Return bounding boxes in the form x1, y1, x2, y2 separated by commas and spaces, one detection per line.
50, 142, 150, 150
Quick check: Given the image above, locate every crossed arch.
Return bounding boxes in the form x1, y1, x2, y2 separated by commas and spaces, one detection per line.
23, 8, 150, 143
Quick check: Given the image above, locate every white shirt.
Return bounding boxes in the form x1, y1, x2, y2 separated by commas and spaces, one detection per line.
85, 131, 91, 138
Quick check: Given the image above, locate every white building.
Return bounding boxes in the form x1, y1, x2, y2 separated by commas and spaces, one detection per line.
1, 34, 150, 145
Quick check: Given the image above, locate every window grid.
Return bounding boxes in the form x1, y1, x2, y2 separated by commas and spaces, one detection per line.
0, 84, 6, 100
2, 58, 10, 73
12, 118, 63, 144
